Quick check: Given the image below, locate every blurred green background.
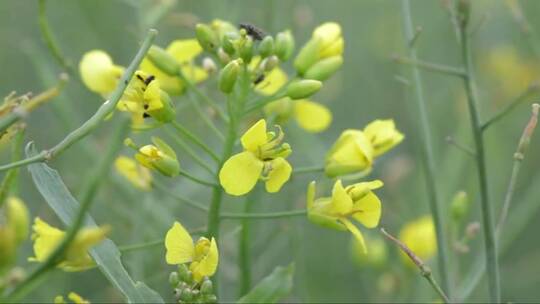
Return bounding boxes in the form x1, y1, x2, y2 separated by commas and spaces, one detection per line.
1, 0, 540, 302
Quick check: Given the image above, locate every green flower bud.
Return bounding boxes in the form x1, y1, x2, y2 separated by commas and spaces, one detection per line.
147, 91, 176, 123
304, 55, 343, 81
293, 38, 321, 75
179, 288, 194, 302
200, 278, 214, 295
261, 55, 279, 72
222, 36, 236, 55
135, 137, 180, 177
178, 264, 190, 282
203, 294, 218, 304
219, 59, 241, 94
147, 45, 180, 76
451, 191, 468, 222
6, 197, 29, 245
457, 0, 470, 28
258, 36, 274, 58
286, 79, 322, 99
239, 37, 254, 63
169, 272, 180, 287
275, 30, 295, 61
196, 24, 219, 52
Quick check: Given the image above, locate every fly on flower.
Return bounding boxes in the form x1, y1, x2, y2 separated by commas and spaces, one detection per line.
219, 119, 292, 196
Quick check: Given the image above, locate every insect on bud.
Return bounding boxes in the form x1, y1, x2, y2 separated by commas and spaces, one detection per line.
286, 79, 322, 99
147, 45, 180, 76
275, 30, 295, 61
304, 55, 343, 81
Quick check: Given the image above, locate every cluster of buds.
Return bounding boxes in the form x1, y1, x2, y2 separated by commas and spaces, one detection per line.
169, 265, 217, 304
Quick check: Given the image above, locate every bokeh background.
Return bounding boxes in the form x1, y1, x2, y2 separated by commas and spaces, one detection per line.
1, 0, 540, 302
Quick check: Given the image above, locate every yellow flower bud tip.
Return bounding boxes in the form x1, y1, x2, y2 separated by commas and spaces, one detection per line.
325, 129, 374, 178
287, 79, 322, 100
79, 50, 124, 95
363, 119, 404, 157
6, 196, 30, 244
398, 216, 437, 266
219, 119, 293, 196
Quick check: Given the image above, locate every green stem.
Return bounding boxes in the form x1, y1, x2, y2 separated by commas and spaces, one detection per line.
187, 95, 225, 141
392, 54, 466, 77
293, 165, 325, 175
165, 128, 215, 175
171, 121, 220, 162
243, 91, 287, 115
0, 29, 158, 173
38, 0, 73, 73
221, 209, 306, 220
459, 21, 500, 303
239, 192, 255, 296
0, 128, 25, 208
179, 170, 218, 187
401, 0, 451, 296
152, 180, 209, 212
119, 239, 164, 253
481, 83, 539, 131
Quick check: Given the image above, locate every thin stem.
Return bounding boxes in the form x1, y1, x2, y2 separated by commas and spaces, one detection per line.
38, 0, 73, 73
239, 192, 255, 296
171, 121, 220, 162
445, 136, 475, 157
179, 169, 218, 187
152, 180, 209, 212
119, 239, 164, 253
401, 0, 452, 296
221, 209, 306, 220
459, 17, 500, 303
292, 165, 325, 175
243, 91, 288, 114
0, 128, 25, 208
0, 29, 158, 173
187, 96, 225, 141
165, 127, 215, 175
481, 83, 540, 130
497, 103, 539, 233
392, 54, 466, 77
380, 228, 450, 303
505, 0, 540, 58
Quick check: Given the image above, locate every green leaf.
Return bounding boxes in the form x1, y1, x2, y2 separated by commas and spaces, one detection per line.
238, 263, 295, 303
27, 154, 164, 304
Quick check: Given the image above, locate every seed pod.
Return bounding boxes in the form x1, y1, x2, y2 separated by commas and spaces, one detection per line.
304, 56, 343, 81
196, 24, 218, 52
219, 59, 241, 94
275, 30, 295, 61
147, 45, 180, 76
286, 79, 322, 99
258, 36, 274, 58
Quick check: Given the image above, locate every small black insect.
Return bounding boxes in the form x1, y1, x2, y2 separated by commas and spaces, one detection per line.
239, 23, 266, 41
143, 112, 150, 118
144, 75, 155, 85
136, 74, 145, 82
253, 74, 265, 85
143, 104, 149, 110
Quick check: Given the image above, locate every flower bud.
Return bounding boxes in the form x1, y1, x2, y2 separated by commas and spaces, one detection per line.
304, 55, 343, 81
222, 36, 236, 55
261, 55, 279, 72
202, 57, 217, 74
239, 37, 254, 63
200, 278, 214, 295
286, 79, 322, 99
451, 191, 468, 222
258, 36, 274, 58
196, 24, 219, 52
6, 197, 29, 244
147, 45, 180, 76
169, 272, 180, 287
219, 59, 241, 94
135, 137, 180, 177
324, 130, 373, 178
217, 48, 231, 65
178, 264, 191, 282
293, 38, 322, 75
203, 294, 218, 303
147, 91, 175, 123
275, 30, 295, 61
179, 288, 194, 302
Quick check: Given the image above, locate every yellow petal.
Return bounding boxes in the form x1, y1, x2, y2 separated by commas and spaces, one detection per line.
64, 225, 109, 271
191, 237, 219, 282
293, 100, 332, 133
340, 218, 367, 254
165, 221, 194, 265
313, 22, 342, 44
140, 58, 184, 95
114, 156, 152, 191
219, 151, 264, 196
180, 65, 208, 84
363, 119, 404, 157
351, 192, 382, 228
265, 158, 292, 193
240, 119, 268, 152
320, 37, 344, 58
166, 39, 203, 63
255, 67, 288, 96
79, 50, 124, 94
330, 180, 353, 215
325, 130, 374, 177
67, 292, 89, 304
30, 217, 64, 262
143, 80, 163, 110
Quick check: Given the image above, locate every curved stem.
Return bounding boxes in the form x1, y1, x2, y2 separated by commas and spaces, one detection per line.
459, 21, 500, 303
392, 55, 466, 77
38, 0, 73, 73
152, 180, 209, 212
171, 121, 220, 162
179, 169, 218, 187
401, 0, 451, 296
0, 29, 158, 173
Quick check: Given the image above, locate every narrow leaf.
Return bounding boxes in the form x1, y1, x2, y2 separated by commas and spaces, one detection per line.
238, 263, 295, 303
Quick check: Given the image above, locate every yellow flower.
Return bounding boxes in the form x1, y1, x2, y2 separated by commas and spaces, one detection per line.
264, 98, 332, 133
114, 156, 152, 191
54, 292, 90, 304
307, 179, 383, 253
363, 119, 404, 157
165, 221, 219, 282
251, 57, 288, 96
140, 39, 208, 95
79, 50, 124, 95
134, 137, 180, 177
219, 119, 292, 196
294, 22, 344, 75
398, 215, 437, 266
29, 218, 109, 272
325, 129, 374, 178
